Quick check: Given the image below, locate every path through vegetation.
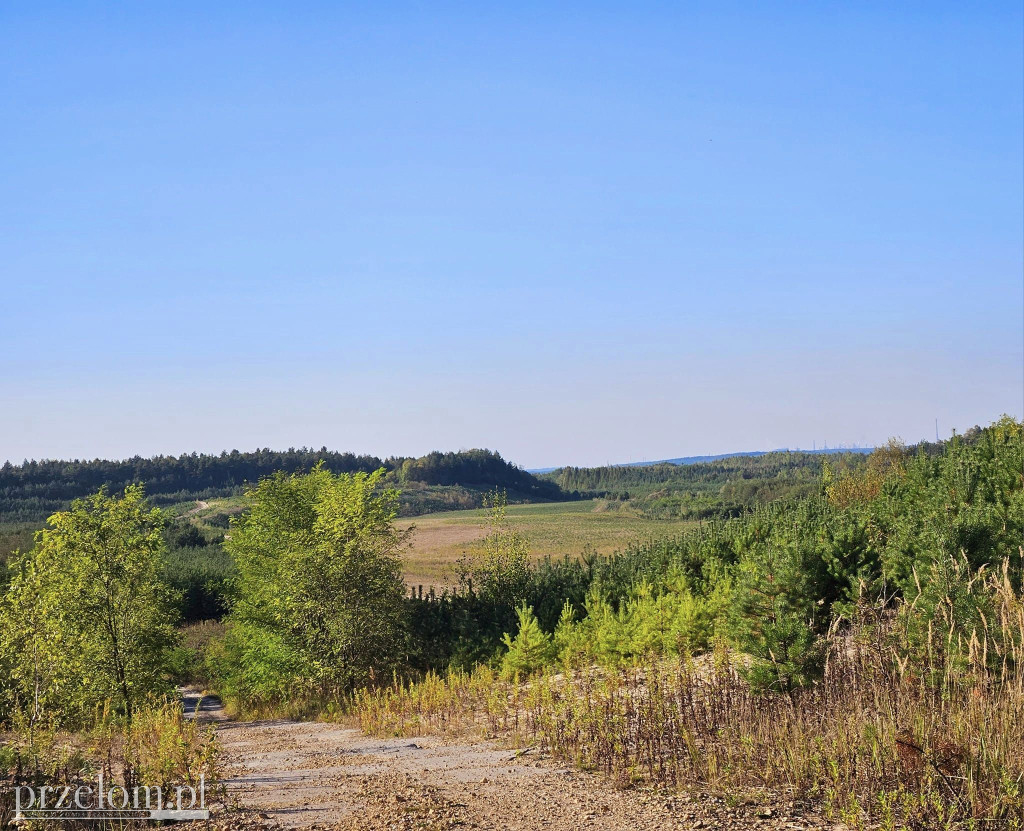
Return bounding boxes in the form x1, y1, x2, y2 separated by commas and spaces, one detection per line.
189, 695, 843, 830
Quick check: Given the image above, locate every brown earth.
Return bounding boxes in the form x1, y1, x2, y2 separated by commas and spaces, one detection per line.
399, 521, 487, 590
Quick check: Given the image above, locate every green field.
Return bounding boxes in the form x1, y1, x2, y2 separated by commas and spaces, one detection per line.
399, 499, 696, 589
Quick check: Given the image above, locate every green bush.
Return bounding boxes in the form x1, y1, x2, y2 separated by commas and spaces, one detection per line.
500, 605, 554, 679
0, 486, 179, 726
212, 465, 409, 712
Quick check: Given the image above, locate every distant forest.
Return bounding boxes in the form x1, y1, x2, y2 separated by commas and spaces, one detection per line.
543, 451, 874, 519
0, 444, 906, 531
0, 448, 566, 525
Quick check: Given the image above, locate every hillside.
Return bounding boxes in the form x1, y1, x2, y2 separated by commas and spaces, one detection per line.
531, 446, 874, 473
0, 447, 567, 562
0, 447, 563, 522
541, 449, 872, 519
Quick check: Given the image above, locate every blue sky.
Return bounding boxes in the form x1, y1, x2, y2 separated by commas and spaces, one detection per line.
2, 2, 1021, 468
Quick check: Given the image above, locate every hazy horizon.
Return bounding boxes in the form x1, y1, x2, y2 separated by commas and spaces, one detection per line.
3, 2, 1021, 469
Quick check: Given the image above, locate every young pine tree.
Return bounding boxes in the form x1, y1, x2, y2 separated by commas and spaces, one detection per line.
501, 605, 554, 679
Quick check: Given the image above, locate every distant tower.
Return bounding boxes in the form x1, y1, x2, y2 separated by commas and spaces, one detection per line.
935, 418, 939, 443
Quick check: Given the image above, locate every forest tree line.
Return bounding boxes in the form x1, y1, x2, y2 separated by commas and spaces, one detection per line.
0, 447, 566, 524
543, 449, 875, 519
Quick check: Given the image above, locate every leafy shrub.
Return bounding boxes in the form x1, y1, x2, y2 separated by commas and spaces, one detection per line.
212, 465, 409, 713
0, 486, 179, 726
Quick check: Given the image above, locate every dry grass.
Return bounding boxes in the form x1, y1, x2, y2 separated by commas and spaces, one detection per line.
355, 654, 1023, 829
352, 566, 1024, 830
0, 697, 219, 827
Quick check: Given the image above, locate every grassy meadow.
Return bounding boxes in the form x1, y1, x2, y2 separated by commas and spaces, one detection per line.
398, 499, 696, 588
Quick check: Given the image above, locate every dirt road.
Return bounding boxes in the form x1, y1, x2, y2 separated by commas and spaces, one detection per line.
193, 696, 840, 831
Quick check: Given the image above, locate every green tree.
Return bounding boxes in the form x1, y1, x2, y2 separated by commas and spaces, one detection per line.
456, 490, 531, 604
728, 533, 825, 692
0, 486, 178, 725
501, 605, 554, 678
218, 465, 408, 706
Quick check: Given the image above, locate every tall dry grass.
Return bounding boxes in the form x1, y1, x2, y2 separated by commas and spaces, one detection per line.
354, 560, 1024, 829
0, 697, 220, 827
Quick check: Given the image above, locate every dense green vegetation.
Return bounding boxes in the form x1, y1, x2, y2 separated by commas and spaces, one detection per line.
2, 418, 1020, 826
0, 445, 873, 625
0, 448, 380, 522
543, 449, 873, 519
4, 424, 1016, 693
406, 422, 1020, 683
164, 527, 235, 622
0, 447, 567, 621
359, 418, 1024, 826
0, 487, 180, 725
210, 466, 409, 710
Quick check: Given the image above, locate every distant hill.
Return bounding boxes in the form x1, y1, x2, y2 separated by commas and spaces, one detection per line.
0, 447, 566, 526
625, 447, 874, 467
529, 446, 873, 473
537, 449, 876, 520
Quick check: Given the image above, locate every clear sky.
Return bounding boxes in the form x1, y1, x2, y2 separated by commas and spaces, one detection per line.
2, 2, 1021, 469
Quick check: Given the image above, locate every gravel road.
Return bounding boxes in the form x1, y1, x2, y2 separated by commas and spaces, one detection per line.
187, 694, 845, 831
